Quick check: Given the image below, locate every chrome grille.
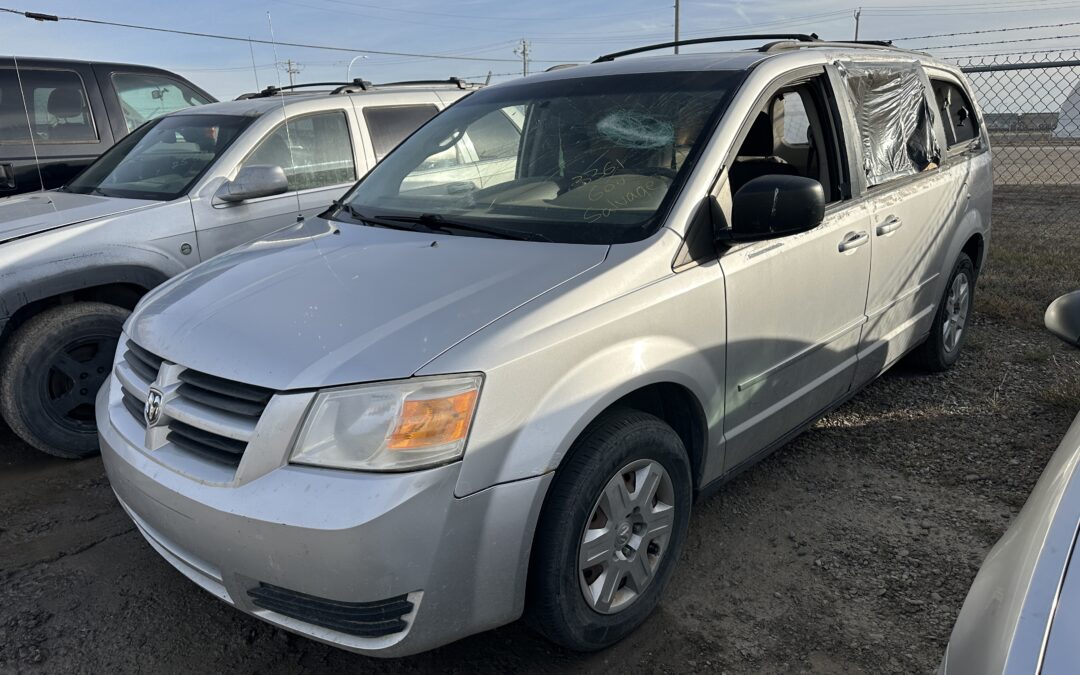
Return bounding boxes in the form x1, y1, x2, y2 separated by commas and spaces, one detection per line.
115, 340, 274, 469
120, 387, 146, 427
123, 341, 163, 383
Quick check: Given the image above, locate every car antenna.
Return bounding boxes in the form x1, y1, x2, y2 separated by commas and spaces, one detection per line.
11, 55, 48, 202
265, 12, 302, 217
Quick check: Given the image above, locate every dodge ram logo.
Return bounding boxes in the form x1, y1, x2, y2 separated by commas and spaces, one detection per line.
144, 388, 164, 427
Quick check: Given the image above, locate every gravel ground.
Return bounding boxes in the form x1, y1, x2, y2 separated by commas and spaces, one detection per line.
3, 217, 1080, 673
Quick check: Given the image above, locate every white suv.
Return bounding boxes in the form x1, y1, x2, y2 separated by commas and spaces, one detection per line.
99, 37, 990, 657
0, 78, 475, 457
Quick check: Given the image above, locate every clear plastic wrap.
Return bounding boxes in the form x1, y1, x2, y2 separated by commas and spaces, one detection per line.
836, 61, 940, 185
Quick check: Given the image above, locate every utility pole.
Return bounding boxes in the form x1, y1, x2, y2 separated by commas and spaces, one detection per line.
853, 7, 862, 41
514, 39, 531, 77
280, 59, 302, 87
674, 0, 680, 53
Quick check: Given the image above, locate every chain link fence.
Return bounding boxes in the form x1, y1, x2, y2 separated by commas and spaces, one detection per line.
951, 50, 1080, 324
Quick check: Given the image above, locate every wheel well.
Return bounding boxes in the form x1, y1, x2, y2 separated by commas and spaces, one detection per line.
962, 233, 985, 275
0, 283, 146, 349
607, 382, 708, 490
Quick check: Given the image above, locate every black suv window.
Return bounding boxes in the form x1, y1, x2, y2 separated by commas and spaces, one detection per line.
0, 68, 99, 144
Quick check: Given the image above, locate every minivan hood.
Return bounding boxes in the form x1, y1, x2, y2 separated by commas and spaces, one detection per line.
0, 191, 158, 244
129, 218, 608, 390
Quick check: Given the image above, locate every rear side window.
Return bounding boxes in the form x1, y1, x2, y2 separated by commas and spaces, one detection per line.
0, 69, 32, 143
111, 72, 212, 133
837, 61, 940, 186
931, 79, 979, 148
364, 104, 439, 160
468, 109, 521, 160
242, 110, 356, 191
0, 68, 98, 144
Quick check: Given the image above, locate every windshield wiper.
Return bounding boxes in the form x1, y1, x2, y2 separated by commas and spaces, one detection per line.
332, 202, 426, 233
373, 213, 550, 242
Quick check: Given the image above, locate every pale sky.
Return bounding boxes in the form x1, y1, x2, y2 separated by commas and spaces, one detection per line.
1, 0, 1078, 99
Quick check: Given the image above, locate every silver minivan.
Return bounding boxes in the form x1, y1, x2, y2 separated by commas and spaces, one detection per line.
99, 37, 991, 657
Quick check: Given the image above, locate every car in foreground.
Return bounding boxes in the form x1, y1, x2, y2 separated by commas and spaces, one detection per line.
0, 78, 473, 457
1, 56, 215, 195
99, 35, 991, 656
940, 290, 1080, 675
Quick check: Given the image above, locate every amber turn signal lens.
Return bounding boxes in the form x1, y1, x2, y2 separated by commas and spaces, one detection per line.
388, 389, 478, 450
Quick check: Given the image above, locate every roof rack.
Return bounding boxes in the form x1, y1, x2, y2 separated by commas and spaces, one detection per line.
593, 34, 820, 63
236, 79, 372, 100
762, 39, 928, 56
373, 77, 469, 90
236, 76, 471, 100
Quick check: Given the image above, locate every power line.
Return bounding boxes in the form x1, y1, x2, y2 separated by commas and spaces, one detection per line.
0, 6, 564, 63
894, 19, 1080, 42
275, 0, 662, 23
917, 32, 1080, 49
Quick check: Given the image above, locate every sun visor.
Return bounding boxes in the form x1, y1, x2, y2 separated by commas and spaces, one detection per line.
836, 61, 940, 186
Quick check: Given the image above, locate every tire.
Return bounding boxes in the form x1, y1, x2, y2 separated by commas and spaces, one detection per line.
0, 302, 130, 459
525, 408, 692, 651
909, 252, 975, 372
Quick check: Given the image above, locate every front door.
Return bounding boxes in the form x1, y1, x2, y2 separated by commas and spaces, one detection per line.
718, 70, 872, 471
192, 109, 360, 259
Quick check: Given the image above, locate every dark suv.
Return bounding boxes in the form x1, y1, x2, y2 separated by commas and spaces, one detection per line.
0, 57, 215, 195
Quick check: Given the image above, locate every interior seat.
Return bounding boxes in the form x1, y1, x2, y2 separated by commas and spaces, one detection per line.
46, 87, 91, 141
728, 112, 800, 194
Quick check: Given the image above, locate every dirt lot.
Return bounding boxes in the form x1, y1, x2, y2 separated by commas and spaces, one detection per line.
2, 200, 1080, 674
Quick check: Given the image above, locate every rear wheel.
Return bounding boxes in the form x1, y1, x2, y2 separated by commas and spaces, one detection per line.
0, 302, 129, 458
526, 408, 692, 651
909, 253, 975, 372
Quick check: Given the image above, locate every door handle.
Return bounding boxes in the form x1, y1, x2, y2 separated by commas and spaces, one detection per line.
838, 231, 869, 253
0, 163, 14, 190
876, 215, 903, 236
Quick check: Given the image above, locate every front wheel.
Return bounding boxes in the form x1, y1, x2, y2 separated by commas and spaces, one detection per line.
0, 302, 129, 458
909, 252, 975, 372
526, 408, 692, 651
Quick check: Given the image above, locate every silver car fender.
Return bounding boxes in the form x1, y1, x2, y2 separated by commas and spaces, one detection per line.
419, 229, 727, 498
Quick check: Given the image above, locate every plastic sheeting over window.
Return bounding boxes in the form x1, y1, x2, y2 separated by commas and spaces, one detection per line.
836, 61, 940, 186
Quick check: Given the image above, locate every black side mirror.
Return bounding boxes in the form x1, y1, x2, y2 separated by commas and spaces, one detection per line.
720, 175, 825, 243
1046, 290, 1080, 348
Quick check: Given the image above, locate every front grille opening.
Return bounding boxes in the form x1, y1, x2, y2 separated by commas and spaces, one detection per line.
120, 387, 146, 427
177, 369, 273, 418
247, 583, 413, 638
124, 340, 164, 382
167, 420, 247, 467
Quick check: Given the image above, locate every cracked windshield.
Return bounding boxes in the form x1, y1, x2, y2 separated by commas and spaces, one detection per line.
341, 71, 739, 244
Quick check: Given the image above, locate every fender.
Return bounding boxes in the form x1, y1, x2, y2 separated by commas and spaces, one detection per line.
0, 253, 173, 322
451, 331, 725, 497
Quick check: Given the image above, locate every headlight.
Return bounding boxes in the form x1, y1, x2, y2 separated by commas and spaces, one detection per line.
289, 374, 482, 472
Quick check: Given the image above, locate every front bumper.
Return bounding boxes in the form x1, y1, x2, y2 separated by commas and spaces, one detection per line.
97, 379, 552, 657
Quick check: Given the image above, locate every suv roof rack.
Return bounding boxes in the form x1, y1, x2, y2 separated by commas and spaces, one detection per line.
236, 76, 470, 100
236, 79, 372, 100
372, 77, 469, 90
593, 34, 820, 62
762, 38, 928, 56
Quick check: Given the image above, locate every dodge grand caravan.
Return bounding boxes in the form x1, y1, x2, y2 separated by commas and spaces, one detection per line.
99, 36, 991, 656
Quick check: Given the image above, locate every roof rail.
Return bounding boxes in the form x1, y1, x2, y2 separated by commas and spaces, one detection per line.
235, 76, 471, 100
762, 39, 928, 56
236, 79, 371, 100
372, 77, 469, 90
593, 34, 819, 63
